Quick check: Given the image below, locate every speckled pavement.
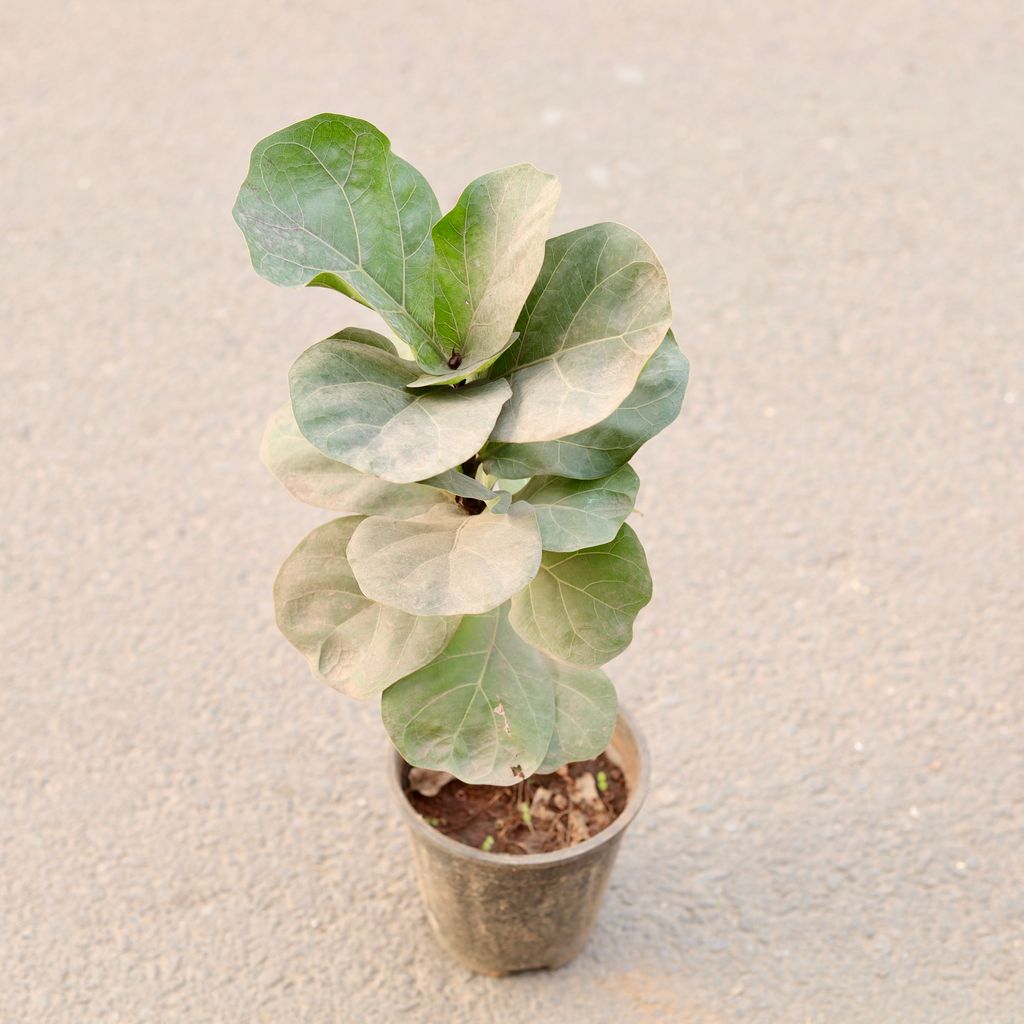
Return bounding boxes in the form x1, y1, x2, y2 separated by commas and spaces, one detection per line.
2, 2, 1022, 1021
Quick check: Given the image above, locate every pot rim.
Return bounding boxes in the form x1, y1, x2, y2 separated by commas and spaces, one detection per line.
388, 703, 650, 868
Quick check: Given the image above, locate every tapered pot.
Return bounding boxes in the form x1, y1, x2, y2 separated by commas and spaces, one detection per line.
389, 707, 650, 975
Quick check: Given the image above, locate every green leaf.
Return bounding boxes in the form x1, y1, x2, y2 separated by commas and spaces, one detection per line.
418, 165, 560, 384
494, 476, 529, 492
260, 402, 449, 516
517, 464, 639, 552
419, 469, 499, 502
508, 523, 652, 666
324, 326, 398, 354
536, 663, 617, 773
489, 222, 672, 443
482, 331, 688, 480
408, 335, 518, 388
232, 113, 444, 365
347, 502, 542, 616
289, 336, 510, 483
307, 272, 372, 309
274, 518, 459, 699
381, 605, 555, 784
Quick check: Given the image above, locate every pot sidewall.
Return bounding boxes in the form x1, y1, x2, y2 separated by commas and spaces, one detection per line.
389, 708, 650, 974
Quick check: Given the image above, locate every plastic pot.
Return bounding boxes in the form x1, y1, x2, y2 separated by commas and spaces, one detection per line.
388, 706, 650, 975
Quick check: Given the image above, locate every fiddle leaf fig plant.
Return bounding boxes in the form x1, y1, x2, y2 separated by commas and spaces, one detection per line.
235, 114, 688, 785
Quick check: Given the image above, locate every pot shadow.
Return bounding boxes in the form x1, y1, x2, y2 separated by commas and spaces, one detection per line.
388, 813, 736, 1015
393, 798, 859, 1021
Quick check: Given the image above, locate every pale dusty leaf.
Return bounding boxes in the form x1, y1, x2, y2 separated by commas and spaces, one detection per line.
488, 222, 672, 442
274, 518, 460, 698
260, 403, 449, 516
347, 502, 542, 616
289, 337, 510, 483
482, 331, 688, 480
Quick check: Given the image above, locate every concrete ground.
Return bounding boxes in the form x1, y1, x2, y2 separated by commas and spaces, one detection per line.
2, 2, 1022, 1021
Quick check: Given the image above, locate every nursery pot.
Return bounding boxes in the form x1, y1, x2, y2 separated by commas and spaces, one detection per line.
389, 707, 650, 975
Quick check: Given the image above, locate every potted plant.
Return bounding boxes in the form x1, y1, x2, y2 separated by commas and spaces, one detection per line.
233, 114, 688, 974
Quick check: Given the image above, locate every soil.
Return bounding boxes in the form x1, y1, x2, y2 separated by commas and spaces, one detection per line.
403, 753, 628, 854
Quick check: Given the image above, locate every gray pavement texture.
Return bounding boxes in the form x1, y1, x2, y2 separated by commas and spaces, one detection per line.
2, 1, 1022, 1021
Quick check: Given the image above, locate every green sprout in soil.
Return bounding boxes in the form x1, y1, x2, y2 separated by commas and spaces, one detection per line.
518, 800, 533, 829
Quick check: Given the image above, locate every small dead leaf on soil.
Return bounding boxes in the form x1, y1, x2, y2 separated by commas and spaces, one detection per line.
408, 767, 455, 797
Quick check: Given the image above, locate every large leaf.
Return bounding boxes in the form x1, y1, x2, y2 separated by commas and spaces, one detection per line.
489, 222, 672, 443
417, 165, 560, 385
508, 523, 652, 666
347, 502, 541, 616
482, 331, 688, 480
381, 605, 555, 784
536, 663, 618, 773
232, 114, 445, 366
274, 518, 459, 699
517, 465, 639, 552
289, 336, 510, 483
261, 402, 449, 516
